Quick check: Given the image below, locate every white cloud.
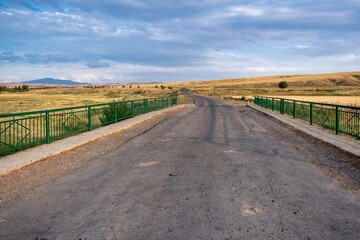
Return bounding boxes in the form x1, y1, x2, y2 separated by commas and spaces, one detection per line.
295, 45, 310, 49
1, 11, 14, 16
227, 6, 264, 17
331, 54, 359, 62
276, 7, 294, 13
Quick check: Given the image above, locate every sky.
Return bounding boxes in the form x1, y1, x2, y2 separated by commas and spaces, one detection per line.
0, 0, 360, 83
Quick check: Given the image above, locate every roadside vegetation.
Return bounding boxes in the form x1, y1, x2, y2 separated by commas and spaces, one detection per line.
2, 71, 360, 114
0, 84, 188, 115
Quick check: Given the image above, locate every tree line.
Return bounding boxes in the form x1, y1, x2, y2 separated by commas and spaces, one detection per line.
0, 85, 29, 93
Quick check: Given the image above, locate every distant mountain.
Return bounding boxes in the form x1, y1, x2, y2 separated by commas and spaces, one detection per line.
21, 78, 88, 85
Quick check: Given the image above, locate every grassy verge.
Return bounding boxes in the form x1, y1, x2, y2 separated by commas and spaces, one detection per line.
0, 85, 186, 114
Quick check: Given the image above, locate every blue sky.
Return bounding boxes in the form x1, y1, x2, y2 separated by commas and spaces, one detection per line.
0, 0, 359, 83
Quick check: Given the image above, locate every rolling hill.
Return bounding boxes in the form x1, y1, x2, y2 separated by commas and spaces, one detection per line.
21, 78, 88, 85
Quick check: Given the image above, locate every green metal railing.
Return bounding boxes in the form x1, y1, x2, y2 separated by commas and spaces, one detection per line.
0, 95, 177, 155
254, 96, 360, 139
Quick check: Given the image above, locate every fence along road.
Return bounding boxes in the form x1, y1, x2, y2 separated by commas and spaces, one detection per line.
0, 95, 177, 155
0, 90, 360, 239
254, 96, 360, 139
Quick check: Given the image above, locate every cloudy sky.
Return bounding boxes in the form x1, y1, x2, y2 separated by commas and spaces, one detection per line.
0, 0, 359, 83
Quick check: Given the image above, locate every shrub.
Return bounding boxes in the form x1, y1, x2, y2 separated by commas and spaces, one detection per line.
99, 103, 132, 125
160, 85, 166, 89
168, 86, 172, 89
278, 81, 288, 89
155, 85, 158, 88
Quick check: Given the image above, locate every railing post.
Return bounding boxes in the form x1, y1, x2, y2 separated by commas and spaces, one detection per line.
336, 106, 340, 135
114, 104, 117, 123
280, 99, 284, 114
272, 98, 274, 111
265, 98, 268, 109
46, 111, 50, 144
293, 101, 296, 119
88, 106, 92, 131
310, 103, 313, 125
167, 97, 169, 108
155, 98, 157, 110
131, 101, 135, 117
143, 99, 146, 114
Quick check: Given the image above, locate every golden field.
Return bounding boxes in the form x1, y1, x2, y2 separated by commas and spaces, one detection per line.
1, 71, 360, 114
165, 71, 360, 105
0, 85, 189, 115
266, 96, 360, 106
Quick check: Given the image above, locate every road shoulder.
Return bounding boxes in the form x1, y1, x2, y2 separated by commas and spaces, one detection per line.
248, 104, 360, 157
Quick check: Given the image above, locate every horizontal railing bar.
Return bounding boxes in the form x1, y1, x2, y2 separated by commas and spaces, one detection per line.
0, 95, 176, 119
254, 95, 360, 140
254, 96, 360, 110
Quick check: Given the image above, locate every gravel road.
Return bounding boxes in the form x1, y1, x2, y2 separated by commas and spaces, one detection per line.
0, 90, 360, 239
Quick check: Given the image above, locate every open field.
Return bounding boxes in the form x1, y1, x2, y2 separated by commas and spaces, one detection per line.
2, 71, 360, 114
266, 95, 360, 106
165, 71, 360, 106
0, 85, 190, 115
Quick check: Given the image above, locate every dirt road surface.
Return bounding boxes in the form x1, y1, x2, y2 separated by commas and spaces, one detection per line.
0, 90, 360, 239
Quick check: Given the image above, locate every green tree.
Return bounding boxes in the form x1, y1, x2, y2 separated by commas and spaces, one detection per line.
22, 84, 29, 91
278, 81, 288, 89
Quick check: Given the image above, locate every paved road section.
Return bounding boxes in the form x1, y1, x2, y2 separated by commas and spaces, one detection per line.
0, 92, 360, 239
0, 105, 185, 176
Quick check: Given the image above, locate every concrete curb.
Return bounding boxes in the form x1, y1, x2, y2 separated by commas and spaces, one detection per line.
0, 104, 187, 176
248, 104, 360, 157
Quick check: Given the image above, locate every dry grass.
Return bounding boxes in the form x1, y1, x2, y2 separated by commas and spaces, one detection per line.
165, 71, 360, 105
0, 85, 183, 115
267, 95, 360, 106
2, 71, 360, 114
